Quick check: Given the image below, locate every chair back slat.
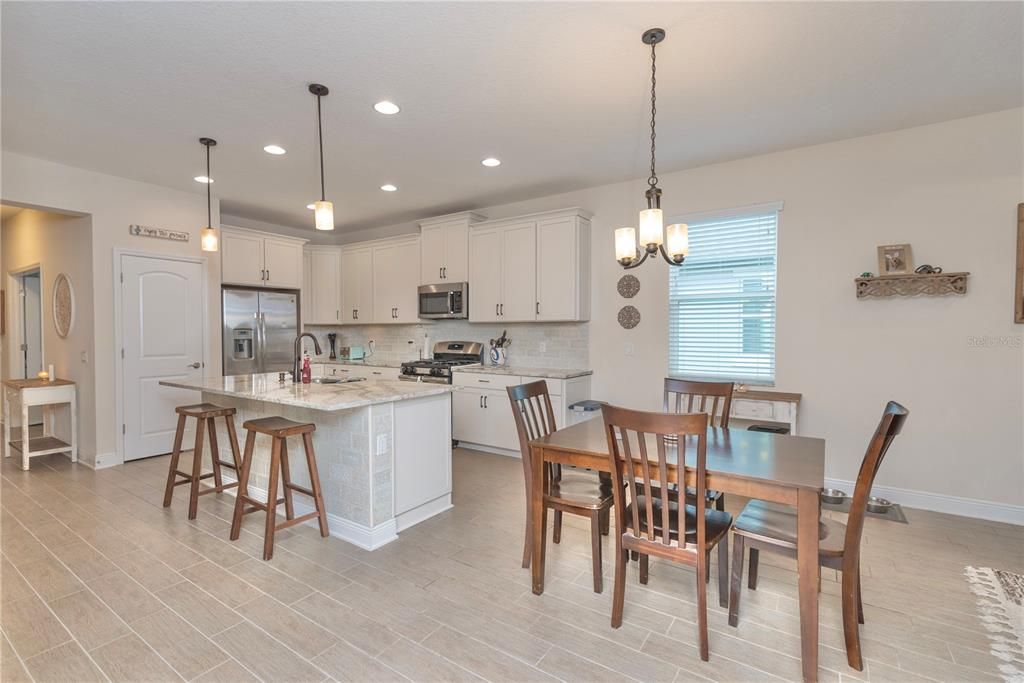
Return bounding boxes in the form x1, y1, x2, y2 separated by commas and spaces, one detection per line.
843, 401, 909, 561
664, 378, 735, 428
602, 404, 709, 553
508, 381, 559, 495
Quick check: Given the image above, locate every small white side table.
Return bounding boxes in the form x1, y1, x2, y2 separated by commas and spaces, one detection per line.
3, 378, 77, 470
730, 388, 802, 434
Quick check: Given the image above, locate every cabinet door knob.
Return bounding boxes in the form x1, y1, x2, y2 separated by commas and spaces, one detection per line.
439, 267, 443, 280
442, 267, 447, 279
500, 303, 504, 316
479, 395, 483, 408
536, 302, 540, 315
495, 303, 499, 316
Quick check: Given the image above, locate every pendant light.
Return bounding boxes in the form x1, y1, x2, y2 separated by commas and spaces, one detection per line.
615, 28, 688, 269
309, 83, 334, 231
199, 137, 219, 252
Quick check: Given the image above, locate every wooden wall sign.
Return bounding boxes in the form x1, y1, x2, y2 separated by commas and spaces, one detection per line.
129, 224, 189, 242
1016, 203, 1023, 324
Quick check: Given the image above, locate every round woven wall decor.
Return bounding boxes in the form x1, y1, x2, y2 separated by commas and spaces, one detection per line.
53, 273, 74, 338
617, 305, 641, 329
617, 274, 640, 298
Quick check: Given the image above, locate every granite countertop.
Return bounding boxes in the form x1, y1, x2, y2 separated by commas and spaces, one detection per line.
160, 373, 450, 412
452, 365, 592, 380
314, 358, 404, 369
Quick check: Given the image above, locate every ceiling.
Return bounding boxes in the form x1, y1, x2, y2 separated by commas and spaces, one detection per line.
2, 2, 1021, 233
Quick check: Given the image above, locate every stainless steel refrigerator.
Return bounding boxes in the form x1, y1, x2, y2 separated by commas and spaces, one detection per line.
222, 288, 298, 375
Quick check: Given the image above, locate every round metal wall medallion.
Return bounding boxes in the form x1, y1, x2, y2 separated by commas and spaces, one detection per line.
617, 305, 641, 329
53, 273, 74, 338
617, 274, 640, 298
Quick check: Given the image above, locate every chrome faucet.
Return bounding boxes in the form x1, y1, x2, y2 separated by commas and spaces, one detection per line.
293, 333, 322, 382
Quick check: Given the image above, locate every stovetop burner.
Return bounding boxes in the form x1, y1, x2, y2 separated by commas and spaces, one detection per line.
399, 341, 483, 383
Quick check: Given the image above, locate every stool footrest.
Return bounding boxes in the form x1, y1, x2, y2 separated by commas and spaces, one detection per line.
237, 495, 287, 514
275, 511, 323, 531
285, 483, 315, 498
198, 481, 239, 496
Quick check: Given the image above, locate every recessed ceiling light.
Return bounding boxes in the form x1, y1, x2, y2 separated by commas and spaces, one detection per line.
481, 157, 501, 167
194, 175, 213, 183
263, 144, 286, 155
373, 101, 400, 115
380, 184, 397, 192
306, 204, 316, 210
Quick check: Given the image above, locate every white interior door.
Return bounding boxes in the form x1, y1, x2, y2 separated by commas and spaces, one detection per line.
121, 254, 204, 460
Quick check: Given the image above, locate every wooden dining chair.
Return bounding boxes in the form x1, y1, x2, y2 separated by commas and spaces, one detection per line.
664, 378, 734, 512
508, 380, 613, 593
601, 404, 733, 661
728, 401, 909, 671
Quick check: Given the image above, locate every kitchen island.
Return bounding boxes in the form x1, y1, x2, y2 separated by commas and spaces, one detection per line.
160, 373, 453, 549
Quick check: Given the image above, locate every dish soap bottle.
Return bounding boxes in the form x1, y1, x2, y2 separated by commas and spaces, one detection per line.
301, 353, 312, 384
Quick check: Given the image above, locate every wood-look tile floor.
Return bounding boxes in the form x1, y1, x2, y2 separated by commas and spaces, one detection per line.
1, 447, 1021, 682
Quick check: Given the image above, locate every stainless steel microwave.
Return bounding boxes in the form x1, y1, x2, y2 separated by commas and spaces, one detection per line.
418, 282, 468, 319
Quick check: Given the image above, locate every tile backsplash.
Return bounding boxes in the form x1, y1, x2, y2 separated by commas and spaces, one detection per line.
305, 321, 589, 370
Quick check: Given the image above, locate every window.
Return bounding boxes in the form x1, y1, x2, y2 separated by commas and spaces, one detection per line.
668, 203, 780, 385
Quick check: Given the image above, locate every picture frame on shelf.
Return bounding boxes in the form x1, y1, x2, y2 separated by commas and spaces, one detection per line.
877, 243, 913, 276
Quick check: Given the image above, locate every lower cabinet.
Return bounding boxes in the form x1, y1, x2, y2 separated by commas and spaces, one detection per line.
452, 372, 585, 454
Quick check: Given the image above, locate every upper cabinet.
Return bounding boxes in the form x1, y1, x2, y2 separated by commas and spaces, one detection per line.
418, 212, 485, 285
303, 246, 342, 324
468, 208, 591, 322
221, 227, 305, 289
372, 236, 420, 323
340, 245, 373, 324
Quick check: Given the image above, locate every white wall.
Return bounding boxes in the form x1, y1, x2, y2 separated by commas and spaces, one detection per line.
1, 208, 98, 456
1, 152, 223, 465
346, 109, 1024, 510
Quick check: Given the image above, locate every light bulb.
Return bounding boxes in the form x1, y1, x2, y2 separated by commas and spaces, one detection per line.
615, 227, 638, 263
666, 223, 689, 258
200, 227, 219, 252
314, 200, 335, 231
639, 208, 663, 246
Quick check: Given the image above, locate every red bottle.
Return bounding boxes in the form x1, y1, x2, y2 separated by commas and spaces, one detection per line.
301, 354, 312, 384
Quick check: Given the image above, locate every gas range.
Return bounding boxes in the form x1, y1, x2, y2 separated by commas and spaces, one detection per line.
399, 341, 483, 384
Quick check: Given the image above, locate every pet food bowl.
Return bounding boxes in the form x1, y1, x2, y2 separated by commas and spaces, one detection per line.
821, 488, 848, 504
866, 496, 893, 513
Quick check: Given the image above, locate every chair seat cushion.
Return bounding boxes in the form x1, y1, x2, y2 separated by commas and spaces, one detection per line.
733, 500, 846, 556
624, 494, 733, 546
545, 472, 613, 509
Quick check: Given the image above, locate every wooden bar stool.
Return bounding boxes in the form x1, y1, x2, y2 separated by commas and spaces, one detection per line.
163, 403, 243, 520
229, 416, 329, 560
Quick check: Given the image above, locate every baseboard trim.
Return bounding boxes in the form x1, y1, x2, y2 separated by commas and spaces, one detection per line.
456, 441, 520, 458
232, 482, 398, 551
825, 478, 1024, 526
395, 494, 452, 532
91, 452, 120, 469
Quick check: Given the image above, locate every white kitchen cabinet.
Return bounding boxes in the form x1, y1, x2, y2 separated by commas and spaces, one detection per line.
537, 214, 590, 321
304, 246, 341, 324
468, 220, 536, 322
221, 229, 265, 286
468, 228, 502, 322
340, 246, 373, 324
500, 221, 537, 321
372, 237, 420, 323
467, 208, 591, 323
418, 211, 485, 285
451, 372, 590, 455
221, 226, 306, 289
263, 237, 303, 289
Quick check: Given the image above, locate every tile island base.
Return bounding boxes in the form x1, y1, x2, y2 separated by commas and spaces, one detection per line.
162, 375, 453, 549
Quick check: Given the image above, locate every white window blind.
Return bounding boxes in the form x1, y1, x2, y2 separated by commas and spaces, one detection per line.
668, 205, 779, 385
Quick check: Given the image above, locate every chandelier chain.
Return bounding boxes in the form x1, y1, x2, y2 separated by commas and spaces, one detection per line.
316, 93, 326, 201
648, 40, 658, 189
205, 143, 212, 227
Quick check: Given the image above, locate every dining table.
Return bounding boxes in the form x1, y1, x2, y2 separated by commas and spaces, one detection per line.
529, 418, 826, 683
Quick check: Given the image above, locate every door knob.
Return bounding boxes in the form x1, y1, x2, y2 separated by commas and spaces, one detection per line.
187, 362, 202, 369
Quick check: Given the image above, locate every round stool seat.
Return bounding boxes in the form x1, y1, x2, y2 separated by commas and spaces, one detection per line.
242, 417, 315, 438
175, 403, 236, 419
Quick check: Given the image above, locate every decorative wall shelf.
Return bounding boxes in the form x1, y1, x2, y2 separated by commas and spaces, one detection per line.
855, 272, 969, 299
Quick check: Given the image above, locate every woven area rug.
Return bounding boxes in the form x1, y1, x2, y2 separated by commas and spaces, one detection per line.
966, 566, 1024, 681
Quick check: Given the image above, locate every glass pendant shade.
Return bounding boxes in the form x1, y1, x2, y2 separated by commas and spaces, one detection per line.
666, 223, 689, 258
638, 208, 664, 246
200, 227, 219, 252
615, 227, 638, 262
314, 200, 335, 231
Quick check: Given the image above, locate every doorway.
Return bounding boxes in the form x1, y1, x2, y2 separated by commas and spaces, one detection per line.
10, 267, 44, 425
